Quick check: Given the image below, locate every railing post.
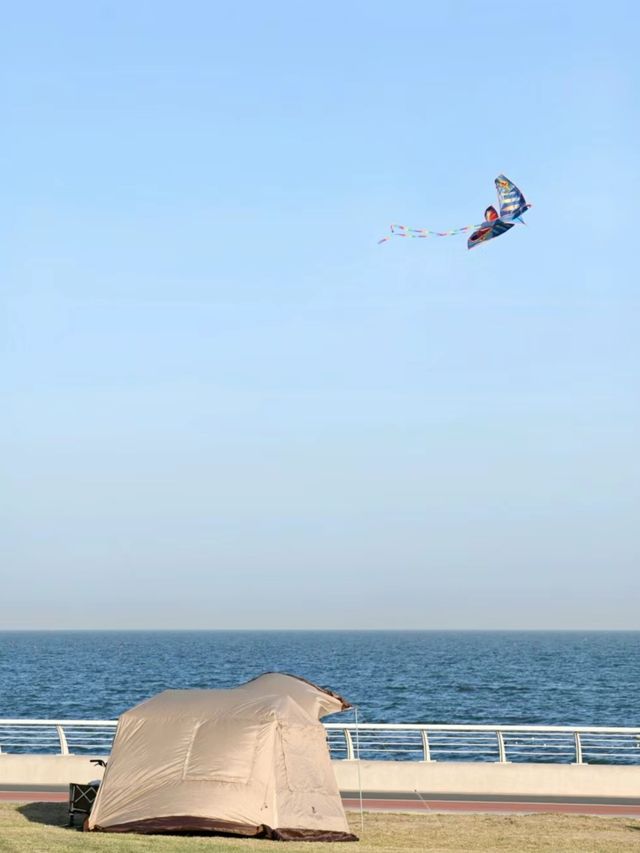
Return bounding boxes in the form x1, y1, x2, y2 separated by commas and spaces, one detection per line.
574, 732, 583, 765
421, 730, 432, 762
343, 728, 355, 761
56, 725, 69, 755
496, 731, 507, 763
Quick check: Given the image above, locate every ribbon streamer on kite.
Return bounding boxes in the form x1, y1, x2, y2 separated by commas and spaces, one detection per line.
379, 175, 530, 250
378, 223, 482, 244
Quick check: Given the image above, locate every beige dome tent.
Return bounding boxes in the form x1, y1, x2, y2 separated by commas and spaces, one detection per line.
86, 673, 357, 841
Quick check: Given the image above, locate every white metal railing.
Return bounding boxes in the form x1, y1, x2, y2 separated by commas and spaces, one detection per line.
1, 720, 639, 765
0, 720, 117, 756
325, 724, 640, 765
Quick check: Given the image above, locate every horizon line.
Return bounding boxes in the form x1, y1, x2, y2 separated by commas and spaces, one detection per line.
1, 627, 639, 633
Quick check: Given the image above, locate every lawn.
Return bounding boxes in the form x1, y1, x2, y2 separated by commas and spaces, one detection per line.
0, 804, 639, 853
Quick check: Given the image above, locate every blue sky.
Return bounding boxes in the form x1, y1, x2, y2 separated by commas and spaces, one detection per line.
2, 1, 638, 628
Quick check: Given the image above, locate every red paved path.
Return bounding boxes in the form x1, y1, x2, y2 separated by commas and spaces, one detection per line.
1, 791, 68, 803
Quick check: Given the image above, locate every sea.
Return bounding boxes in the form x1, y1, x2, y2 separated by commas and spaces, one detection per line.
1, 630, 638, 726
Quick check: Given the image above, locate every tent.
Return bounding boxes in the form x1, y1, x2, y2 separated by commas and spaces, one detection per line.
86, 672, 357, 841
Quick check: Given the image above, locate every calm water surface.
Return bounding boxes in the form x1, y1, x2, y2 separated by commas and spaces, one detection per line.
0, 631, 638, 725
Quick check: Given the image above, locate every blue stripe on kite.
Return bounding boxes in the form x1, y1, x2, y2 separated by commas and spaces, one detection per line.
492, 221, 514, 235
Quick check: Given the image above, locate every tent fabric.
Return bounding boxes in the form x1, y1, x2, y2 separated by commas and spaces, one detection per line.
86, 673, 357, 841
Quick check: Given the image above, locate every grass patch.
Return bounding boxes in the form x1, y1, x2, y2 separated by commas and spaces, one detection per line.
0, 803, 639, 852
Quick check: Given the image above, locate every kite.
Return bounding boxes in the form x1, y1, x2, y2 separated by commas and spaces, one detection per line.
378, 175, 530, 250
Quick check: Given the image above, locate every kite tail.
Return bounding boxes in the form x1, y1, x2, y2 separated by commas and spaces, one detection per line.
378, 222, 483, 244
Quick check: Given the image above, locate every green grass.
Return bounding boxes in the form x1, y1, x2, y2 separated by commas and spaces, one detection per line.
0, 803, 639, 853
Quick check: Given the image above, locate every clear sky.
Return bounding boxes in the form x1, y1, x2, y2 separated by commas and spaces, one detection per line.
2, 1, 638, 629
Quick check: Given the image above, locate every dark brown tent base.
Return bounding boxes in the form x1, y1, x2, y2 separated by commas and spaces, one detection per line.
87, 815, 358, 841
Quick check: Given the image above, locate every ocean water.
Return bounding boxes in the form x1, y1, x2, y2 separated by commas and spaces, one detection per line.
0, 631, 638, 726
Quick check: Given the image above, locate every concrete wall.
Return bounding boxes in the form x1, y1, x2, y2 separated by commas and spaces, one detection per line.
0, 755, 106, 786
2, 755, 640, 798
334, 760, 640, 799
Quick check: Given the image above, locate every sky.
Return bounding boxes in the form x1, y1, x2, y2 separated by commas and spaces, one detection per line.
1, 1, 639, 629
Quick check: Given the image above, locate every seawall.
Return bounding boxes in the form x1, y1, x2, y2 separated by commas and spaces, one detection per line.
1, 754, 640, 804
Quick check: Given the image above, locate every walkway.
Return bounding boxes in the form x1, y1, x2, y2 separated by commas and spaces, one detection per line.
2, 786, 640, 817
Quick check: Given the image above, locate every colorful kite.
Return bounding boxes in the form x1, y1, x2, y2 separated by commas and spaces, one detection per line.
378, 175, 530, 250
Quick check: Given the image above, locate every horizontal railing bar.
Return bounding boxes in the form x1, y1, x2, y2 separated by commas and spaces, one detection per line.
502, 751, 576, 756
324, 724, 640, 734
432, 744, 498, 755
428, 737, 511, 742
352, 747, 428, 753
0, 720, 117, 726
2, 720, 639, 735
